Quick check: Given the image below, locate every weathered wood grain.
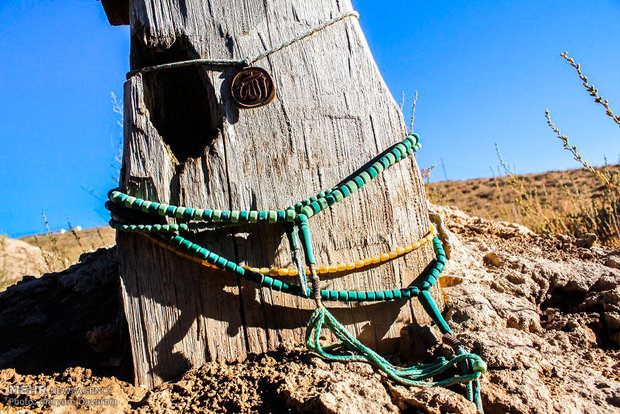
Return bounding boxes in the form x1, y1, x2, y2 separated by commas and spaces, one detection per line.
114, 0, 441, 387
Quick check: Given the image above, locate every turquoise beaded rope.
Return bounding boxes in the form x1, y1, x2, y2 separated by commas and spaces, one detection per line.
107, 132, 485, 413
106, 133, 436, 303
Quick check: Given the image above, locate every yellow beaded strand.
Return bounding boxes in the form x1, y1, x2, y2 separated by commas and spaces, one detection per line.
145, 225, 437, 277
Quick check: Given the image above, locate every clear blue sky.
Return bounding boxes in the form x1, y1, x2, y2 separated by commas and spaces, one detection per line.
1, 1, 618, 237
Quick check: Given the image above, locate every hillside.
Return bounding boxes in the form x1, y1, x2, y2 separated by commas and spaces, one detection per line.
19, 226, 116, 268
427, 164, 620, 243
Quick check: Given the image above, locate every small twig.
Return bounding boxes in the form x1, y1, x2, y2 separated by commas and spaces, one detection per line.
545, 109, 620, 196
67, 218, 85, 253
410, 91, 419, 132
561, 52, 620, 127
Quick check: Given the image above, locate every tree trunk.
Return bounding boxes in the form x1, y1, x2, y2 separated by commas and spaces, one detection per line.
110, 0, 441, 388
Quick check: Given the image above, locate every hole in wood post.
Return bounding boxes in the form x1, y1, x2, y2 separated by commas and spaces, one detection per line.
133, 36, 222, 163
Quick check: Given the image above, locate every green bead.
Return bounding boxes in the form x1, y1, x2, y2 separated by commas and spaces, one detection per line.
268, 211, 277, 223
340, 186, 351, 198
333, 190, 344, 202
367, 167, 378, 179
148, 202, 160, 213
194, 209, 204, 219
318, 198, 328, 210
301, 206, 314, 218
124, 196, 136, 208
353, 176, 364, 188
346, 181, 357, 193
109, 191, 123, 202
310, 196, 318, 203
249, 211, 258, 223
286, 210, 296, 222
141, 200, 152, 212
386, 152, 396, 165
272, 279, 283, 291
212, 210, 222, 222
231, 211, 240, 223
310, 201, 321, 214
380, 157, 390, 169
156, 204, 167, 216
360, 171, 371, 184
473, 360, 487, 374
182, 208, 193, 219
165, 205, 176, 216
395, 143, 408, 156
181, 240, 193, 250
175, 207, 186, 219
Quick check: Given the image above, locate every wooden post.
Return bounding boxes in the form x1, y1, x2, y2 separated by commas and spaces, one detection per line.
103, 0, 442, 387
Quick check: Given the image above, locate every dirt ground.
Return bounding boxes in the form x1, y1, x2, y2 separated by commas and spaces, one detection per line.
0, 205, 618, 413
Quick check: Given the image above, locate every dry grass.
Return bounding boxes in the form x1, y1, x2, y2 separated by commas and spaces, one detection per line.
20, 226, 116, 265
427, 164, 620, 244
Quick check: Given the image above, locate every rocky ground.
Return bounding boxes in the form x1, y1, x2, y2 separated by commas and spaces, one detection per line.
0, 237, 48, 290
0, 205, 618, 413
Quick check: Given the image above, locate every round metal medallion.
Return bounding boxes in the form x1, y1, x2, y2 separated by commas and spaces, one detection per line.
231, 67, 276, 109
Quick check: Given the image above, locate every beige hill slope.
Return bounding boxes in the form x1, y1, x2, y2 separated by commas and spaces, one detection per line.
427, 164, 620, 243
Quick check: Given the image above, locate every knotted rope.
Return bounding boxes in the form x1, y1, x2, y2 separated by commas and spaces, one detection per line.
126, 11, 359, 78
108, 132, 486, 412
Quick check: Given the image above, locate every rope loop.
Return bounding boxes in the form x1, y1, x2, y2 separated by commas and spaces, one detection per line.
108, 131, 486, 412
